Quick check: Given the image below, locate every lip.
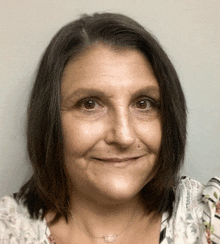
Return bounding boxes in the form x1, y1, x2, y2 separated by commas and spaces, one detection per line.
94, 156, 142, 163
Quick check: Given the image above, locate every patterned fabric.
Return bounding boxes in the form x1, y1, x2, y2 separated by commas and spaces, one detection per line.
0, 177, 220, 243
159, 177, 220, 244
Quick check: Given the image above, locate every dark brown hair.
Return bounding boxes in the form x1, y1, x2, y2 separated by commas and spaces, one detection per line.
18, 12, 187, 224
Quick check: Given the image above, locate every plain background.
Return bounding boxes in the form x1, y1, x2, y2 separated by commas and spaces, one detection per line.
0, 0, 220, 198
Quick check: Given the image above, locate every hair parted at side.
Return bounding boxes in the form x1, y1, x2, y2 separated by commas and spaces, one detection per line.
17, 12, 187, 224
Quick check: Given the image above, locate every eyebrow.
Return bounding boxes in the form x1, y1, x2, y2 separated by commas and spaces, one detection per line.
62, 86, 160, 102
63, 88, 108, 102
131, 86, 160, 100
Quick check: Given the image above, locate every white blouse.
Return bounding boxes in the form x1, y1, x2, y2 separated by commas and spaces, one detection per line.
0, 177, 220, 243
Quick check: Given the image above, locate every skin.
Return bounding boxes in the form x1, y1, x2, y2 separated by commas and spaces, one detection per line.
51, 43, 162, 243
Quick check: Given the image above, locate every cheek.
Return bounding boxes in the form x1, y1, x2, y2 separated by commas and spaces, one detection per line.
136, 119, 162, 153
62, 114, 106, 156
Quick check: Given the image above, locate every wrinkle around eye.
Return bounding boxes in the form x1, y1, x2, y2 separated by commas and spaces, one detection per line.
61, 96, 104, 111
130, 100, 161, 121
61, 99, 107, 120
75, 98, 105, 112
135, 100, 152, 110
78, 100, 99, 110
132, 96, 160, 109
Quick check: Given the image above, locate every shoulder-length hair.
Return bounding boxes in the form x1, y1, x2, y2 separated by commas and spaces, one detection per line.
18, 12, 187, 224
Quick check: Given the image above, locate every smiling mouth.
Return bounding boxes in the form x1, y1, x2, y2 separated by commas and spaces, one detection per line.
94, 156, 142, 163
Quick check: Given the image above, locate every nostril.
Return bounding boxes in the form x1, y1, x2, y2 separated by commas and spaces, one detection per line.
104, 112, 136, 148
104, 125, 135, 148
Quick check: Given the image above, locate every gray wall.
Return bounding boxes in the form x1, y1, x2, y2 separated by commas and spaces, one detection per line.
1, 0, 220, 198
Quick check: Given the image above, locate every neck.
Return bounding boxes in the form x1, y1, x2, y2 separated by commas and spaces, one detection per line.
68, 191, 144, 239
46, 192, 162, 244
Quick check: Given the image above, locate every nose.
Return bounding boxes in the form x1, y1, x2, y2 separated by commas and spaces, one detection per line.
104, 109, 136, 148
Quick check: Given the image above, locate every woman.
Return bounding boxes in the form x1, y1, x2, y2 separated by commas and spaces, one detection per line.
0, 12, 219, 244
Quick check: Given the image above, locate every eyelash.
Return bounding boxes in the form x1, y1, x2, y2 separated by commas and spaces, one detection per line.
133, 97, 160, 112
75, 96, 160, 113
75, 97, 103, 111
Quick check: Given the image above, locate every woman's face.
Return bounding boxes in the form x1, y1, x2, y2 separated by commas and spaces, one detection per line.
61, 44, 162, 205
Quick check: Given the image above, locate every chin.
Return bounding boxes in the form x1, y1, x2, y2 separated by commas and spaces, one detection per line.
94, 179, 146, 204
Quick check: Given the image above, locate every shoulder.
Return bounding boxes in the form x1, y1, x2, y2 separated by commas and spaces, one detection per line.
176, 176, 220, 214
200, 177, 220, 244
167, 176, 220, 243
0, 195, 47, 243
176, 176, 205, 206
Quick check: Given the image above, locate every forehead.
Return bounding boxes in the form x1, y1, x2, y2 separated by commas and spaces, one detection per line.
61, 43, 159, 98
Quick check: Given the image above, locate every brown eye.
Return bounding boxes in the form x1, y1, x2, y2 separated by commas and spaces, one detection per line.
83, 100, 97, 109
135, 99, 152, 110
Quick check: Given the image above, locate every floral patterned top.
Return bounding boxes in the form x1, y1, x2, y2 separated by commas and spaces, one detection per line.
0, 177, 220, 243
